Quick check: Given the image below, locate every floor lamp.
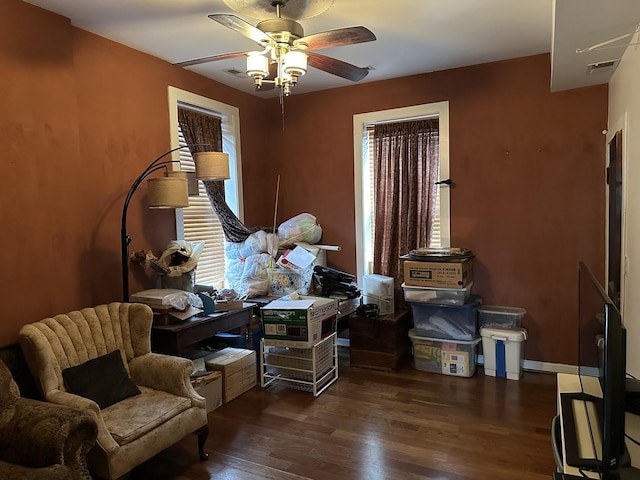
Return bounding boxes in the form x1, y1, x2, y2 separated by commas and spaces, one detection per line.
121, 147, 230, 301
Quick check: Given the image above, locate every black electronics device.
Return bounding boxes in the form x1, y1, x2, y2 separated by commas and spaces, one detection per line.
356, 303, 379, 319
626, 378, 640, 415
313, 265, 356, 283
561, 262, 629, 476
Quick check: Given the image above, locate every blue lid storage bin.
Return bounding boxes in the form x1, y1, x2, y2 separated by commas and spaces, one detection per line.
410, 299, 479, 341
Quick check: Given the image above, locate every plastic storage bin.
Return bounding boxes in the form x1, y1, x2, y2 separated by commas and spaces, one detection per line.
410, 300, 479, 341
402, 282, 473, 305
267, 268, 310, 296
480, 327, 527, 380
409, 329, 480, 377
478, 305, 526, 329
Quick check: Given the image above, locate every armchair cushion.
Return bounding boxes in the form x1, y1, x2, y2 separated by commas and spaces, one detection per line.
100, 386, 190, 445
62, 350, 140, 409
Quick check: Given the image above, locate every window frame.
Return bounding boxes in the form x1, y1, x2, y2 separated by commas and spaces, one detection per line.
352, 101, 451, 282
167, 86, 244, 286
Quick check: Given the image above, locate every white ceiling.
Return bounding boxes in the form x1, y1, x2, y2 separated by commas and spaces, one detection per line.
21, 0, 640, 97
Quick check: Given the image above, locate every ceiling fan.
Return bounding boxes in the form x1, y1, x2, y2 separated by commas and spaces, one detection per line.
173, 0, 376, 95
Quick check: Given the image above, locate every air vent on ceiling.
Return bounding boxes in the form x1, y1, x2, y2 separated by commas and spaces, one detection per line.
224, 68, 246, 78
586, 59, 620, 75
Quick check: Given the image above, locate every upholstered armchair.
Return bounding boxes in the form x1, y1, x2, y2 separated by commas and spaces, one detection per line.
0, 359, 97, 480
18, 302, 209, 480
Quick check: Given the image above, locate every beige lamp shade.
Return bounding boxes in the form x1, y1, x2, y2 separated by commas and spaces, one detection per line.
194, 152, 230, 180
147, 177, 189, 208
167, 170, 199, 196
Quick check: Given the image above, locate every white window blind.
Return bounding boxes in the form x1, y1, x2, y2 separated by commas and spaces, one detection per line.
178, 126, 226, 289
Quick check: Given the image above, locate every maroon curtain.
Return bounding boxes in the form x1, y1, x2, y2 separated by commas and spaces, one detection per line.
373, 119, 440, 306
178, 107, 257, 243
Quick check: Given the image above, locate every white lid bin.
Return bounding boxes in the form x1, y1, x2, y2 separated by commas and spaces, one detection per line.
480, 327, 527, 380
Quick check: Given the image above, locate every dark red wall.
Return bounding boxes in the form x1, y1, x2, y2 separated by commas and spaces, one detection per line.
0, 0, 264, 343
242, 56, 608, 365
0, 0, 607, 365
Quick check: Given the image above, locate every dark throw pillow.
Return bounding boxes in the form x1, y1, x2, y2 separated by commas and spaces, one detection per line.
62, 349, 140, 408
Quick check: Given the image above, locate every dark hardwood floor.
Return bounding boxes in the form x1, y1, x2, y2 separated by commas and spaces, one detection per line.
130, 346, 558, 480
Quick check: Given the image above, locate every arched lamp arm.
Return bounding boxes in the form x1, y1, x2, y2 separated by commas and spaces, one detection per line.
120, 144, 209, 302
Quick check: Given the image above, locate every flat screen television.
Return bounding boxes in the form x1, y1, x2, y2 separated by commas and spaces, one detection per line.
561, 261, 628, 478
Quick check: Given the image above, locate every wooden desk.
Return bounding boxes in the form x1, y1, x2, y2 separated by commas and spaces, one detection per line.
151, 303, 255, 356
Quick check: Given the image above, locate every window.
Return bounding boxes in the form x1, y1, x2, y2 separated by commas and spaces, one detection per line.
168, 87, 243, 288
353, 102, 450, 281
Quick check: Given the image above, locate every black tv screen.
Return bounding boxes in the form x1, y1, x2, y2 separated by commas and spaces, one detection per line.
573, 261, 627, 475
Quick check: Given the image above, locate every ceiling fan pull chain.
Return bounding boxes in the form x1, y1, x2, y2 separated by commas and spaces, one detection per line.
280, 88, 286, 131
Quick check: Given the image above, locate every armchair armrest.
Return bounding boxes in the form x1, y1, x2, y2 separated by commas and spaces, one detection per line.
46, 389, 119, 455
0, 461, 72, 480
0, 398, 97, 479
128, 353, 199, 399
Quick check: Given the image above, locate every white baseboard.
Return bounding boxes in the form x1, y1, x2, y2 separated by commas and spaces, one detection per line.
477, 354, 578, 374
339, 339, 579, 374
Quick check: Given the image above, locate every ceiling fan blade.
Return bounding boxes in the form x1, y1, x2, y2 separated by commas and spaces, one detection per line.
295, 26, 376, 50
307, 52, 370, 82
208, 13, 273, 47
173, 51, 246, 68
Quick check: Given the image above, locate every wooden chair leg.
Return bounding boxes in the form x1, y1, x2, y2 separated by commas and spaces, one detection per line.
195, 424, 209, 460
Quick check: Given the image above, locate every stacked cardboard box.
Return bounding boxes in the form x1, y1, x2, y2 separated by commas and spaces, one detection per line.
260, 296, 339, 347
191, 370, 222, 413
402, 257, 473, 288
204, 348, 257, 403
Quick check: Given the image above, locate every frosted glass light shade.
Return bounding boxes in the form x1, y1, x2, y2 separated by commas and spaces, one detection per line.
194, 152, 230, 180
246, 52, 269, 78
147, 177, 189, 208
284, 50, 307, 77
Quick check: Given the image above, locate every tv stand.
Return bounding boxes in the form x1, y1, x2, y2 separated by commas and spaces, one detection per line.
555, 373, 640, 479
553, 470, 640, 480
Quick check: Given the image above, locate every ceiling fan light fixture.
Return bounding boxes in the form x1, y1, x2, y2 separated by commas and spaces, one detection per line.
283, 50, 307, 78
175, 7, 376, 97
246, 51, 269, 80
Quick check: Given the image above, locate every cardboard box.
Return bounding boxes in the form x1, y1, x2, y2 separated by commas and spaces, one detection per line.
192, 371, 222, 413
214, 300, 244, 311
205, 348, 257, 403
403, 258, 473, 288
261, 296, 339, 347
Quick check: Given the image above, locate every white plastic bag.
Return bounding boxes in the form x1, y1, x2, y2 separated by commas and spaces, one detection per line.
157, 240, 205, 277
278, 213, 322, 247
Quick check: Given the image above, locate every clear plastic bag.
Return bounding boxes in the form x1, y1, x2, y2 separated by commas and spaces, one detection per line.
278, 213, 322, 247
